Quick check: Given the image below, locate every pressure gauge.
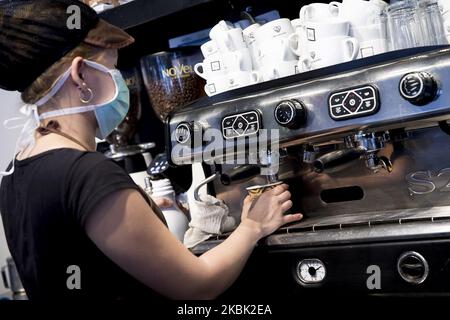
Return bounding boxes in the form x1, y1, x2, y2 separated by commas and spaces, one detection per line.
296, 259, 326, 286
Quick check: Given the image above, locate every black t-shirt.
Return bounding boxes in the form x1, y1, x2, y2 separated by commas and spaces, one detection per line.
0, 148, 166, 300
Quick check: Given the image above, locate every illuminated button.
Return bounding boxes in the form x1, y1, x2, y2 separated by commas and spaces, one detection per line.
355, 87, 375, 99
246, 122, 259, 134
343, 92, 362, 112
330, 92, 347, 106
223, 116, 236, 128
224, 128, 236, 138
359, 98, 377, 112
233, 116, 248, 135
243, 112, 258, 123
331, 105, 350, 117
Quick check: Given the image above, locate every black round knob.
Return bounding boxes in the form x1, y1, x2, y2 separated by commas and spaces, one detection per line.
274, 100, 307, 129
399, 72, 438, 106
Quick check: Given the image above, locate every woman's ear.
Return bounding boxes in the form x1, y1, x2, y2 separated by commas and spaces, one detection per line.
70, 57, 85, 88
70, 57, 94, 104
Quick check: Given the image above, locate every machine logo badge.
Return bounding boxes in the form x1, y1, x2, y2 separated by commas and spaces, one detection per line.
406, 168, 450, 195
273, 25, 281, 33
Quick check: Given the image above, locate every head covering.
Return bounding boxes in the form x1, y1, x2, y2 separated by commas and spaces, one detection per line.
0, 0, 134, 92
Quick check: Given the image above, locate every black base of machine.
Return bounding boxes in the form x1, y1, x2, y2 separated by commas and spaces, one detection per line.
220, 238, 450, 298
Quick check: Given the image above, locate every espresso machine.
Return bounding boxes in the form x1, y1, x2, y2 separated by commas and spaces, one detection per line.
166, 46, 450, 296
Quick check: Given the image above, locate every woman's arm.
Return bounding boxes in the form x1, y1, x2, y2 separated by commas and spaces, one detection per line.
85, 184, 302, 299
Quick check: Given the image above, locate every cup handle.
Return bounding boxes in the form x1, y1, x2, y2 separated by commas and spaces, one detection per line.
299, 5, 309, 22
234, 50, 244, 70
204, 84, 212, 97
300, 56, 312, 72
329, 2, 341, 17
194, 63, 207, 79
251, 71, 262, 84
344, 37, 360, 61
288, 33, 302, 56
225, 33, 235, 51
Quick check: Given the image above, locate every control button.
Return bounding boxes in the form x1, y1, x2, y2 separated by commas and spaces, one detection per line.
274, 100, 307, 129
343, 92, 362, 112
331, 105, 350, 118
223, 128, 236, 138
399, 72, 438, 106
246, 122, 259, 134
223, 116, 236, 128
243, 112, 258, 123
175, 122, 192, 145
397, 251, 429, 285
359, 98, 377, 112
233, 116, 248, 135
355, 87, 375, 99
330, 92, 347, 106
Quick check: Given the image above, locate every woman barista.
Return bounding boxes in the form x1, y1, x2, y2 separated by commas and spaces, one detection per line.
0, 0, 302, 300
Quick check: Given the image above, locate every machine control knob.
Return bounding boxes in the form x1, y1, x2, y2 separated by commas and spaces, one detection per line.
274, 99, 307, 129
399, 72, 438, 106
397, 251, 429, 285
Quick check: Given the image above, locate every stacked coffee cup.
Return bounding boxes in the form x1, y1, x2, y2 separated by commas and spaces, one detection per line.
440, 0, 450, 42
289, 2, 360, 72
332, 0, 388, 58
248, 18, 299, 81
195, 20, 261, 97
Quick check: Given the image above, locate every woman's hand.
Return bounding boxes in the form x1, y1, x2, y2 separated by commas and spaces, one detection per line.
240, 184, 303, 239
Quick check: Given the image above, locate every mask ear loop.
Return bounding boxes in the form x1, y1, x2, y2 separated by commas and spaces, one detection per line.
1, 105, 40, 176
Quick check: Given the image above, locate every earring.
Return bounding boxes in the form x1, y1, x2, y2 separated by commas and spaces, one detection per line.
79, 82, 94, 104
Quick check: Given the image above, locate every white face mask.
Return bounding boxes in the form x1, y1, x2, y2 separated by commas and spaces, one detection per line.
1, 60, 130, 176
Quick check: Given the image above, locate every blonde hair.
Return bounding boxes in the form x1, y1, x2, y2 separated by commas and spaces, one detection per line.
21, 42, 105, 107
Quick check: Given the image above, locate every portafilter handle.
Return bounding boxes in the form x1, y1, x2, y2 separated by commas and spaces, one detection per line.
193, 164, 261, 202
313, 147, 365, 173
220, 165, 261, 186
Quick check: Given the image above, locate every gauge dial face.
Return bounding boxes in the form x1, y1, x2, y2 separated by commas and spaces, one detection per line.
296, 259, 326, 285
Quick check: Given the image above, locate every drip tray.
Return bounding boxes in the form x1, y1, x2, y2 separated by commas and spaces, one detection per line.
282, 206, 450, 232
264, 206, 450, 248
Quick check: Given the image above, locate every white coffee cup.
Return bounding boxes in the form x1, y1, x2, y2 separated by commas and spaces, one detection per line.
254, 18, 295, 44
209, 20, 234, 40
351, 22, 386, 42
195, 48, 253, 80
204, 71, 261, 96
301, 19, 350, 43
299, 36, 359, 71
200, 40, 220, 58
443, 18, 450, 41
299, 3, 340, 22
214, 27, 247, 53
195, 57, 227, 80
257, 37, 298, 66
357, 38, 387, 58
291, 18, 303, 31
331, 0, 387, 28
243, 23, 261, 69
260, 60, 299, 81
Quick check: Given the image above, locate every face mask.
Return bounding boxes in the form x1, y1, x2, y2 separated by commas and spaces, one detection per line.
37, 60, 130, 139
0, 60, 130, 176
